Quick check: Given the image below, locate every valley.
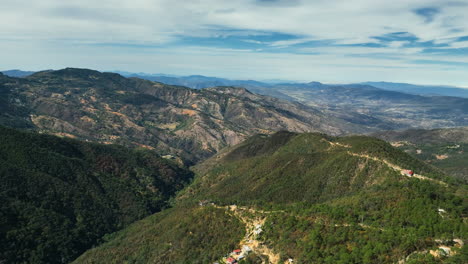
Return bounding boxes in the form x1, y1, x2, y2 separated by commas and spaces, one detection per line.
0, 126, 193, 263
0, 69, 467, 264
3, 0, 468, 263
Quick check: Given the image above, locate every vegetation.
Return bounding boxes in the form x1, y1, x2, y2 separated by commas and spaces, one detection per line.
261, 179, 466, 263
372, 127, 468, 182
0, 126, 193, 263
74, 206, 244, 264
0, 68, 366, 165
1, 123, 465, 264
396, 142, 467, 182
187, 132, 455, 205
77, 131, 466, 263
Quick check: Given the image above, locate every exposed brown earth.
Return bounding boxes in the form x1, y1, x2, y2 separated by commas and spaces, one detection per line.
0, 68, 365, 164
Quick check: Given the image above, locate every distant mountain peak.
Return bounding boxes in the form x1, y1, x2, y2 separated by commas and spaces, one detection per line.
1, 69, 36, 78
206, 86, 253, 95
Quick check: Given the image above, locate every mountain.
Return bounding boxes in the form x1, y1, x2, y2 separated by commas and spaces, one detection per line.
373, 127, 468, 182
363, 82, 468, 98
74, 132, 467, 264
1, 69, 36, 77
187, 131, 453, 204
0, 68, 366, 165
121, 73, 268, 90
125, 73, 468, 130
121, 72, 468, 99
74, 205, 246, 264
120, 72, 468, 98
2, 68, 467, 163
123, 73, 295, 101
0, 126, 193, 264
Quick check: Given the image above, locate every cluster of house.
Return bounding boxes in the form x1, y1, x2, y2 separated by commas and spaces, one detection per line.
215, 245, 252, 264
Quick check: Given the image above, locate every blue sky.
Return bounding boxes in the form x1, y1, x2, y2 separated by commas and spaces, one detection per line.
1, 0, 468, 86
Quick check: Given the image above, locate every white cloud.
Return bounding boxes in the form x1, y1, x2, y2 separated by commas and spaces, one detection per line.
1, 0, 467, 45
0, 0, 467, 86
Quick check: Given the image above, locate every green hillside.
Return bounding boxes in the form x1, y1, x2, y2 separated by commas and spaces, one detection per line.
0, 126, 193, 264
75, 132, 467, 264
73, 206, 244, 264
186, 131, 452, 205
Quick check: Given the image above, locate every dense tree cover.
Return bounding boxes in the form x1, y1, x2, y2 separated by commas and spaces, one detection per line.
0, 75, 32, 128
72, 131, 466, 263
188, 132, 455, 206
335, 136, 448, 180
0, 126, 193, 263
73, 206, 244, 264
260, 180, 467, 263
184, 132, 466, 263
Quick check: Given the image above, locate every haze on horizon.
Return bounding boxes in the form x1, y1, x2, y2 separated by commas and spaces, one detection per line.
1, 0, 468, 87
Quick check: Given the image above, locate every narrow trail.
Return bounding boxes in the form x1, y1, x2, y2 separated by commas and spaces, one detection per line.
347, 151, 448, 187
210, 139, 451, 263
214, 205, 283, 264
324, 139, 448, 187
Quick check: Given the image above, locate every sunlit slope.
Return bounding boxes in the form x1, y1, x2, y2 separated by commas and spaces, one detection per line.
186, 131, 452, 205
74, 132, 467, 264
73, 206, 244, 264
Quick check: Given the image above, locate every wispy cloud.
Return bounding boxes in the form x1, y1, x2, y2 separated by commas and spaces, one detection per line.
413, 7, 440, 23
0, 0, 467, 86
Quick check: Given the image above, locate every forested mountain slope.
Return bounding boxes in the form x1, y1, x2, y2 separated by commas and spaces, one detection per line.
75, 132, 467, 264
186, 131, 454, 204
0, 126, 193, 264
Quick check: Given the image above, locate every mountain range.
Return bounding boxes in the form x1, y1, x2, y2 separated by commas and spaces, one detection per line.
1, 68, 468, 165
1, 68, 467, 263
120, 72, 468, 99
4, 69, 468, 98
0, 68, 365, 164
